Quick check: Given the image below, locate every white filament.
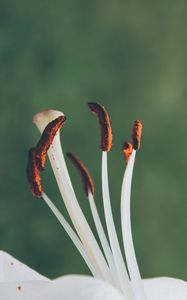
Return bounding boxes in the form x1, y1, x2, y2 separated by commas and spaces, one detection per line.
88, 192, 118, 283
121, 150, 147, 300
102, 151, 135, 300
42, 191, 99, 278
48, 146, 113, 283
33, 109, 147, 300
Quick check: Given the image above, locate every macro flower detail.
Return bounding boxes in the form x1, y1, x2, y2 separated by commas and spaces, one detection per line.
35, 115, 66, 171
1, 103, 186, 300
26, 148, 42, 197
67, 152, 95, 196
88, 102, 112, 152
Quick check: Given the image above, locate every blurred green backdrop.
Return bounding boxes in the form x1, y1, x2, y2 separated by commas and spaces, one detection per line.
0, 0, 186, 280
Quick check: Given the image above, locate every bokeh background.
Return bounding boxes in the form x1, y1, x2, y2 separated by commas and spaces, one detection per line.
0, 0, 186, 281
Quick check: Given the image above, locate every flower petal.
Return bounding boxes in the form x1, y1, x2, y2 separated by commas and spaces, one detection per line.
37, 276, 187, 300
0, 281, 49, 300
37, 275, 126, 300
143, 277, 187, 300
0, 251, 48, 282
1, 253, 186, 300
0, 251, 50, 300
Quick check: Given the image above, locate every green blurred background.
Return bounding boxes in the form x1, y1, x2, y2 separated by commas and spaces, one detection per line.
0, 0, 186, 281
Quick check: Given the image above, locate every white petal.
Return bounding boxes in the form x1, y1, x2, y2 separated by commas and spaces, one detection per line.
37, 276, 187, 300
0, 251, 50, 300
37, 275, 126, 300
0, 281, 49, 300
0, 251, 48, 282
143, 277, 187, 300
1, 254, 186, 300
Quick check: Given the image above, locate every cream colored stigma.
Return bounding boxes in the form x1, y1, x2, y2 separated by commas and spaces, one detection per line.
29, 108, 146, 300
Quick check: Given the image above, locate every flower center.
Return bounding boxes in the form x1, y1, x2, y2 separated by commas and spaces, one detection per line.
26, 104, 147, 300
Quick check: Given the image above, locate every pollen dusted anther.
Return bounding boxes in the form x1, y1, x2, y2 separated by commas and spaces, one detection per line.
131, 120, 142, 150
26, 148, 42, 197
122, 141, 133, 164
67, 152, 95, 197
88, 102, 112, 152
35, 115, 66, 171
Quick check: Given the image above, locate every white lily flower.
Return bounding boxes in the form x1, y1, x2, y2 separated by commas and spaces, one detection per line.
0, 251, 186, 300
1, 103, 186, 300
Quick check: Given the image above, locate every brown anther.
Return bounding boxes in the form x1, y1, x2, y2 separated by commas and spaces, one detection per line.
88, 102, 112, 152
131, 120, 142, 150
35, 116, 66, 171
122, 141, 133, 164
67, 152, 95, 197
26, 148, 42, 197
17, 285, 22, 291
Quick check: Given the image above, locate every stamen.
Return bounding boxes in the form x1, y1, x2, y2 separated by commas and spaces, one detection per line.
131, 120, 142, 150
26, 148, 42, 197
30, 107, 145, 299
67, 152, 94, 197
88, 102, 112, 152
48, 149, 114, 283
122, 141, 133, 164
41, 191, 99, 278
35, 116, 66, 171
33, 110, 72, 187
33, 110, 113, 282
121, 150, 147, 300
67, 152, 117, 282
88, 192, 118, 285
88, 102, 135, 298
102, 152, 135, 299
